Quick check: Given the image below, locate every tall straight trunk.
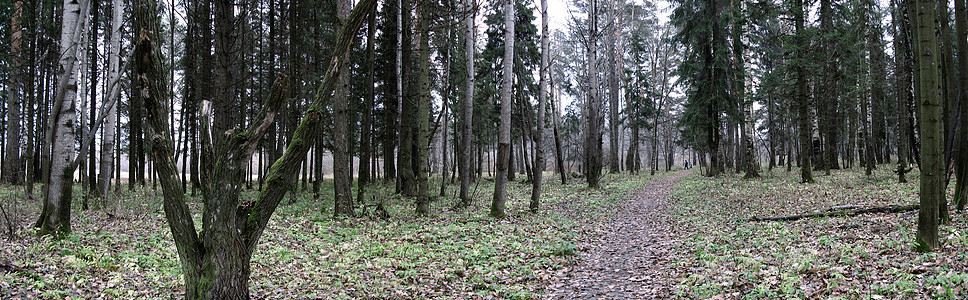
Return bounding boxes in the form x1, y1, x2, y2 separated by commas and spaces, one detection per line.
3, 1, 23, 184
100, 0, 122, 196
606, 0, 620, 174
36, 0, 89, 236
414, 0, 432, 215
86, 0, 99, 200
794, 0, 813, 183
954, 0, 968, 208
360, 3, 376, 203
861, 67, 874, 176
939, 0, 956, 178
440, 21, 452, 198
492, 0, 514, 218
705, 0, 723, 177
551, 84, 567, 184
398, 0, 417, 196
213, 0, 238, 146
732, 0, 756, 178
820, 0, 839, 171
459, 0, 476, 207
333, 0, 354, 217
585, 0, 602, 187
894, 0, 912, 184
912, 0, 942, 251
531, 0, 549, 212
24, 0, 36, 194
868, 0, 888, 175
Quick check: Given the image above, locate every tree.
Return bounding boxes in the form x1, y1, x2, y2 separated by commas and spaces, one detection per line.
36, 0, 90, 236
3, 1, 24, 185
793, 0, 813, 183
954, 0, 968, 209
606, 0, 621, 174
144, 0, 377, 297
911, 0, 942, 251
459, 0, 476, 207
414, 0, 432, 215
531, 0, 549, 212
99, 0, 122, 197
733, 0, 757, 178
492, 0, 514, 218
892, 0, 911, 184
585, 0, 603, 187
333, 0, 354, 217
819, 0, 839, 173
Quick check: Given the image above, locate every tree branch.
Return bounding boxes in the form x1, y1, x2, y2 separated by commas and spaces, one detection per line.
244, 0, 377, 249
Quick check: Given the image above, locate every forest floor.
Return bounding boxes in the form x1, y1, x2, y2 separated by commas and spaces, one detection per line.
666, 166, 968, 299
4, 165, 968, 299
0, 171, 663, 299
543, 171, 688, 298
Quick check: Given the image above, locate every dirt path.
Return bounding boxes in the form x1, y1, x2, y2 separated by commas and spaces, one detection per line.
544, 171, 689, 299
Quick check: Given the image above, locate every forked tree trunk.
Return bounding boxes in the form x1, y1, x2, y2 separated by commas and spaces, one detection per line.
142, 0, 376, 297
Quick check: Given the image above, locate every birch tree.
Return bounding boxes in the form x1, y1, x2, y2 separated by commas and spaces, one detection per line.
36, 0, 90, 235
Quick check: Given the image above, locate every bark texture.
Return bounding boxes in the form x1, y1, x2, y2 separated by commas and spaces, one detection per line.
912, 0, 941, 251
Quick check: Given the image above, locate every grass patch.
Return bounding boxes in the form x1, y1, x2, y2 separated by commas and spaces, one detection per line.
669, 166, 968, 298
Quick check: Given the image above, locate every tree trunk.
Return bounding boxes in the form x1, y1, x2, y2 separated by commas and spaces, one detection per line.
36, 0, 89, 236
398, 0, 417, 196
415, 0, 432, 216
99, 0, 122, 196
492, 0, 514, 218
333, 0, 354, 217
459, 0, 476, 207
954, 0, 968, 209
585, 0, 602, 187
144, 0, 376, 297
794, 0, 813, 183
894, 0, 912, 184
607, 0, 620, 174
359, 2, 376, 204
531, 0, 549, 212
911, 0, 942, 251
3, 1, 24, 184
440, 18, 452, 198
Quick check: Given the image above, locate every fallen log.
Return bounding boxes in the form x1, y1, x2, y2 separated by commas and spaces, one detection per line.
747, 204, 919, 222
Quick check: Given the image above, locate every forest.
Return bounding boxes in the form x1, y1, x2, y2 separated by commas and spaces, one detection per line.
2, 0, 968, 297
